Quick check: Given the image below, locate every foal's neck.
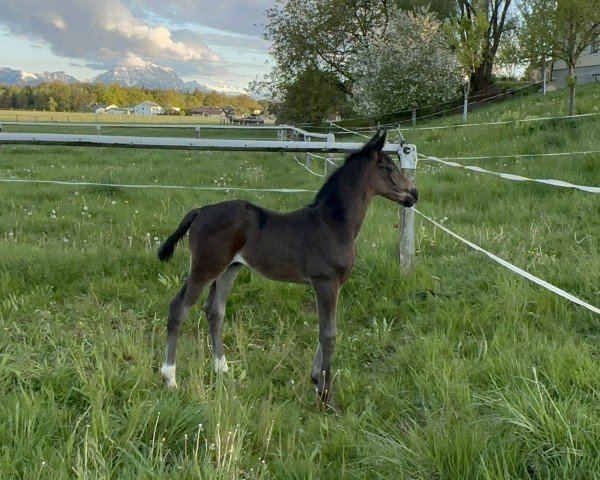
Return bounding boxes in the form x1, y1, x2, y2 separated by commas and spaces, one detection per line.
314, 159, 374, 238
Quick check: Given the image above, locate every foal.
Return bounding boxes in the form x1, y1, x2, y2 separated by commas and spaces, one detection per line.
158, 129, 418, 410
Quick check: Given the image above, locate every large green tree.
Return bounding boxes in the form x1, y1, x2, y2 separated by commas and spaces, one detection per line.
259, 0, 455, 116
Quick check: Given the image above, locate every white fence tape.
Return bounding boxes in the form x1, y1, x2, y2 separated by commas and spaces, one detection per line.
0, 177, 317, 194
414, 209, 600, 315
421, 154, 600, 193
400, 112, 600, 132
292, 155, 325, 177
436, 150, 600, 161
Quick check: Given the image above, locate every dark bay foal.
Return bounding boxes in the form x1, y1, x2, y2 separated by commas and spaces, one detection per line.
157, 130, 418, 410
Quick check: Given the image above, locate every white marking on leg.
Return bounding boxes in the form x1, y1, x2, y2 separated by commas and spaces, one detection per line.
160, 363, 178, 389
214, 356, 229, 373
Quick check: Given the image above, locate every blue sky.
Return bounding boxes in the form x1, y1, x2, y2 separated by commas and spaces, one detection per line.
0, 0, 275, 89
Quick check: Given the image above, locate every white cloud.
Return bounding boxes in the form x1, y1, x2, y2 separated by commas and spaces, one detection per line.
0, 0, 221, 66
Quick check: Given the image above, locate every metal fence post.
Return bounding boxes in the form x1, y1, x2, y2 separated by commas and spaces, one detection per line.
398, 142, 417, 273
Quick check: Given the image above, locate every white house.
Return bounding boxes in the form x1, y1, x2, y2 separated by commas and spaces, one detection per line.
134, 101, 164, 115
92, 104, 118, 114
553, 40, 600, 85
106, 107, 133, 115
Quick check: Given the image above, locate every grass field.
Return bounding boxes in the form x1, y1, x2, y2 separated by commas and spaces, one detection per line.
1, 84, 599, 479
0, 109, 254, 125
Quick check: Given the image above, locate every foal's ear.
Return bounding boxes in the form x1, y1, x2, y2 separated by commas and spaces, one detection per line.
361, 129, 387, 155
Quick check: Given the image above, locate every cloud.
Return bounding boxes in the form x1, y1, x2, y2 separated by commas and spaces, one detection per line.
0, 0, 221, 68
128, 0, 275, 37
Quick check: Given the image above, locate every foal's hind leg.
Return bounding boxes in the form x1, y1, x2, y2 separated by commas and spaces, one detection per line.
311, 278, 340, 412
203, 263, 242, 373
161, 273, 211, 388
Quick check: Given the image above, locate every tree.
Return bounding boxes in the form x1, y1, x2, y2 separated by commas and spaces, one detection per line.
518, 0, 557, 94
553, 0, 600, 115
445, 5, 489, 120
277, 66, 351, 123
259, 0, 456, 116
46, 96, 58, 112
457, 0, 517, 91
352, 8, 463, 117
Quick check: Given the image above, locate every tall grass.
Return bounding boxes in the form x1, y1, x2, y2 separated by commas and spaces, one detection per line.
0, 83, 598, 479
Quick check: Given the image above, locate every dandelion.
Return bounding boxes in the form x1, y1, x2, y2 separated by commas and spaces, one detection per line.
83, 206, 88, 211
111, 201, 117, 205
8, 232, 14, 237
75, 191, 79, 196
63, 237, 69, 243
135, 210, 139, 214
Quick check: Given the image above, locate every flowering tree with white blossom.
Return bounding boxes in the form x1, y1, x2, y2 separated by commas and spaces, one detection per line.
352, 8, 463, 117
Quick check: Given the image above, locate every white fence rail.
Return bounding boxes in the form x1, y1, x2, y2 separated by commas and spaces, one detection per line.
0, 132, 379, 153
0, 122, 333, 141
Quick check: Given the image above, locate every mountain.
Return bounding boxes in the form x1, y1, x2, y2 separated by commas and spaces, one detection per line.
0, 67, 79, 85
0, 62, 250, 96
93, 60, 187, 89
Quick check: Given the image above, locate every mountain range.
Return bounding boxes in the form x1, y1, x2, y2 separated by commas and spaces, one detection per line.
0, 61, 249, 96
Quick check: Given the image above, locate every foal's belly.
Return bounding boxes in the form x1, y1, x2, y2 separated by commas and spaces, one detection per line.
233, 239, 353, 285
231, 249, 311, 284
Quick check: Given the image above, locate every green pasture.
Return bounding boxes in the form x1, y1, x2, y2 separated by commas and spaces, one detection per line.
0, 109, 240, 125
0, 84, 598, 479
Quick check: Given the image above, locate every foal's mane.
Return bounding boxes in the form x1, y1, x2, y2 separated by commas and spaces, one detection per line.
308, 131, 384, 209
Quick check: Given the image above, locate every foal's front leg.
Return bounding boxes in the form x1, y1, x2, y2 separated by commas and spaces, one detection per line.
311, 278, 340, 411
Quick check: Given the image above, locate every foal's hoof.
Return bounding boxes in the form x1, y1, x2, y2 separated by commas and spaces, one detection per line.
317, 388, 341, 414
160, 364, 178, 389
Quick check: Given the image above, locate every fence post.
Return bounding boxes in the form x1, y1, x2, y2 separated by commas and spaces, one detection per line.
398, 142, 417, 273
96, 125, 102, 135
195, 126, 201, 139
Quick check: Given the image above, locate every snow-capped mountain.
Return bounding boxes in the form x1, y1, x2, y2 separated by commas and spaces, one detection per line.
202, 83, 249, 96
93, 60, 187, 89
0, 67, 79, 85
0, 62, 250, 96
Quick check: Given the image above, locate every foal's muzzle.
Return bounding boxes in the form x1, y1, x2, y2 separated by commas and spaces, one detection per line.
403, 187, 418, 208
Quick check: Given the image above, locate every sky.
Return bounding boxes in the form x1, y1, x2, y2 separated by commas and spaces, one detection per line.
0, 0, 276, 89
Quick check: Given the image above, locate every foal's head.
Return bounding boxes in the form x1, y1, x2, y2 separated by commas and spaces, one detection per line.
360, 130, 418, 207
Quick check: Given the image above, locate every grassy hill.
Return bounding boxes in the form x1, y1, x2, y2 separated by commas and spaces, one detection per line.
0, 83, 598, 479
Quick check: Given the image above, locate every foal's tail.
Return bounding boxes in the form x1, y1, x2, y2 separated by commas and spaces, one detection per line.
157, 209, 199, 262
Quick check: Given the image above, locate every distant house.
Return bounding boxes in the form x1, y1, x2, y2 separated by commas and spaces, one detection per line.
189, 107, 226, 118
165, 106, 181, 115
106, 107, 133, 115
90, 103, 118, 114
553, 40, 600, 85
134, 101, 164, 115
